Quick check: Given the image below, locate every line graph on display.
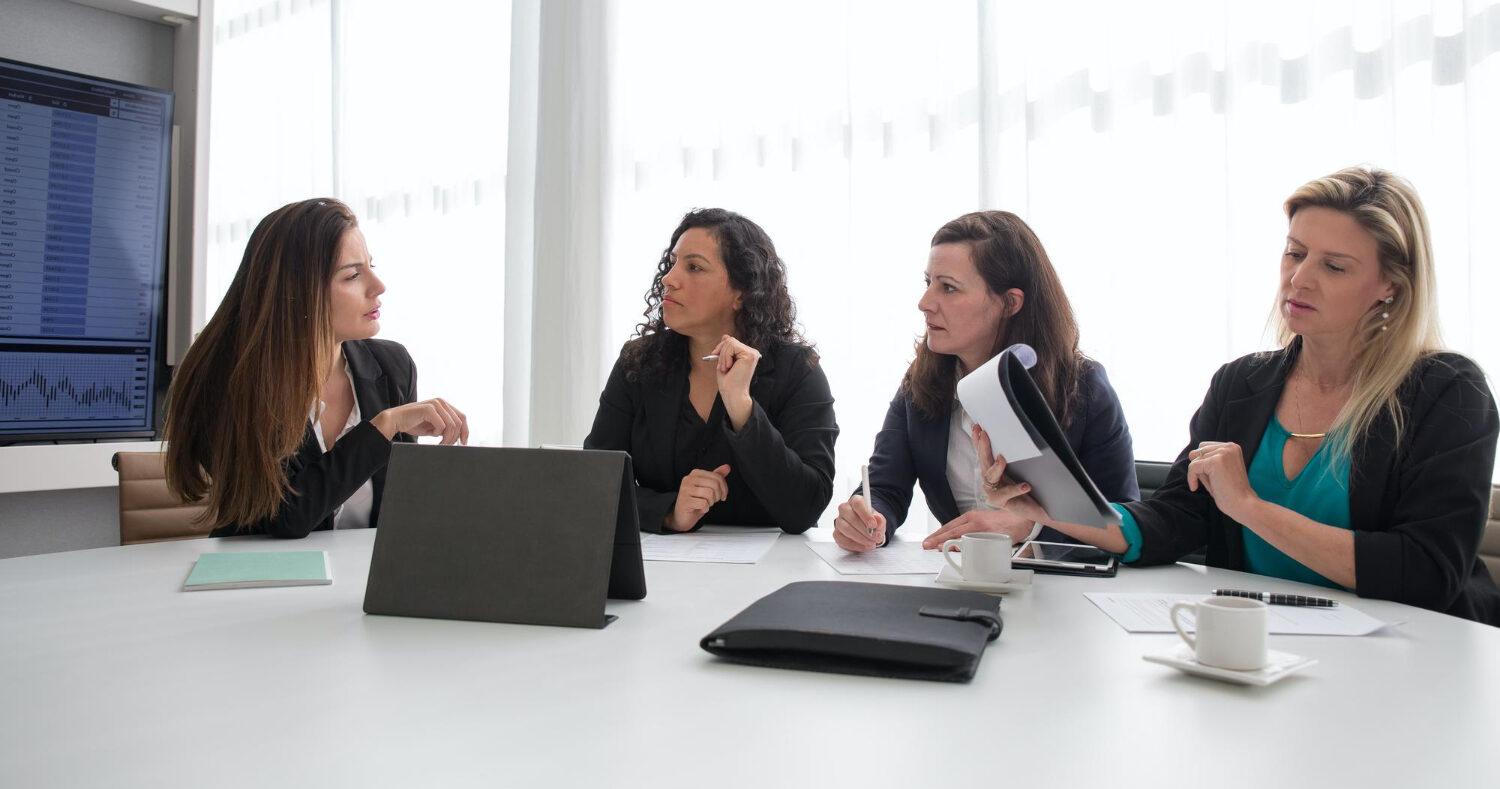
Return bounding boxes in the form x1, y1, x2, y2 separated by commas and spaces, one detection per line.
0, 351, 148, 423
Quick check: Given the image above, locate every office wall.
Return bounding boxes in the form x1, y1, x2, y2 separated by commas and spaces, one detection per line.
0, 0, 176, 90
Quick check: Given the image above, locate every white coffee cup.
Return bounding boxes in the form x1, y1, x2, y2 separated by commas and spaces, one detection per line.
1169, 596, 1269, 671
940, 533, 1013, 583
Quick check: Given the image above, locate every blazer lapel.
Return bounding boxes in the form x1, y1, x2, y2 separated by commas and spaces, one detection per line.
648, 370, 685, 479
913, 407, 959, 523
342, 340, 388, 417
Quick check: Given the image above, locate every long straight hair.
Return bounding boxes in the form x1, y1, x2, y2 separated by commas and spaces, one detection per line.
164, 199, 356, 529
1277, 166, 1442, 465
902, 211, 1083, 425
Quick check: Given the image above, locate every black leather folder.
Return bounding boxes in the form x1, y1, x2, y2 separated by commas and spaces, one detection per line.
700, 581, 1003, 682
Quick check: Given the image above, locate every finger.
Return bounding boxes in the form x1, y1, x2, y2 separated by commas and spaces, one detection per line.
970, 424, 996, 469
690, 472, 728, 502
986, 480, 1031, 507
712, 464, 731, 478
435, 399, 466, 445
682, 492, 713, 514
428, 399, 460, 445
922, 517, 970, 550
832, 512, 879, 551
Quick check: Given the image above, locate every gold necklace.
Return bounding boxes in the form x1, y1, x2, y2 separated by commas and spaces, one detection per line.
1288, 366, 1342, 440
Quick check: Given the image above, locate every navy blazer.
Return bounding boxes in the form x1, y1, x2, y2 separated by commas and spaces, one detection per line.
863, 359, 1138, 543
1122, 342, 1500, 626
584, 340, 838, 534
211, 339, 417, 538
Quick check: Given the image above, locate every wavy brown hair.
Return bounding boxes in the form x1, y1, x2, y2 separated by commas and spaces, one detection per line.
164, 198, 356, 529
621, 208, 812, 381
903, 211, 1084, 425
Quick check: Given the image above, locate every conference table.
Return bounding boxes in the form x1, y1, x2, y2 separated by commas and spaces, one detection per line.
2, 528, 1497, 788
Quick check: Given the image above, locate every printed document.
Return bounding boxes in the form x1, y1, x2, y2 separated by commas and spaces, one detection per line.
1084, 592, 1397, 636
639, 526, 780, 564
806, 540, 947, 575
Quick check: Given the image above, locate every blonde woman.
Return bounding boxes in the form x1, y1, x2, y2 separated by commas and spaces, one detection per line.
974, 167, 1500, 625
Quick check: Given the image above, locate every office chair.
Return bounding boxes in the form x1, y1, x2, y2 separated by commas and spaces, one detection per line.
1481, 485, 1500, 581
112, 451, 213, 545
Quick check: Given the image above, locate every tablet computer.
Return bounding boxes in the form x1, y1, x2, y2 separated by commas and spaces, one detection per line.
1011, 540, 1118, 577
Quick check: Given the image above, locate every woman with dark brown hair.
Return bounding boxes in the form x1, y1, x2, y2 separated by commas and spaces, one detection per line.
584, 207, 837, 534
832, 210, 1138, 552
164, 198, 468, 538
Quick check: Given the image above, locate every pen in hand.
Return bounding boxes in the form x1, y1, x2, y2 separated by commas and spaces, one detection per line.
860, 463, 874, 538
1212, 589, 1338, 607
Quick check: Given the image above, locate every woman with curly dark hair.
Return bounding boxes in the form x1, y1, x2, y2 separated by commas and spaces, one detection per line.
584, 208, 838, 534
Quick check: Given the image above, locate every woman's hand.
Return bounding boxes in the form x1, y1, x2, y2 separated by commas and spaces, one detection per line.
1186, 441, 1257, 521
371, 398, 469, 445
832, 495, 886, 552
666, 464, 731, 532
921, 509, 1036, 550
712, 335, 761, 431
971, 424, 1051, 523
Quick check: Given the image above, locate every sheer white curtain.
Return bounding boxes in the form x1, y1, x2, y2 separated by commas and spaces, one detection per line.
206, 0, 510, 445
601, 0, 1500, 504
983, 0, 1500, 467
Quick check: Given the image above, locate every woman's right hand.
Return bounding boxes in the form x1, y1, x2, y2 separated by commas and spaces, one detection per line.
371, 398, 469, 445
666, 465, 731, 532
832, 495, 886, 552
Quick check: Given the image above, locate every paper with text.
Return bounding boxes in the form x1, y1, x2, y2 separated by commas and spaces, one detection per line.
806, 540, 948, 575
639, 526, 780, 564
1084, 592, 1397, 636
955, 353, 1041, 462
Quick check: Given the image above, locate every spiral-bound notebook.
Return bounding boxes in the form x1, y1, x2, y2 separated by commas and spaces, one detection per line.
955, 348, 1119, 528
182, 551, 331, 591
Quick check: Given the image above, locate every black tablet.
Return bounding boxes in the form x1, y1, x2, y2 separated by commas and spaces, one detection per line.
1011, 540, 1118, 577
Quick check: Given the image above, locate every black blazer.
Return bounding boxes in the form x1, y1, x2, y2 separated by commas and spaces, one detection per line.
584, 340, 838, 534
211, 339, 417, 539
1123, 342, 1500, 626
862, 359, 1138, 543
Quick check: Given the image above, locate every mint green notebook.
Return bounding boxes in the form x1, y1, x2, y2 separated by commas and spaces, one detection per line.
182, 551, 332, 591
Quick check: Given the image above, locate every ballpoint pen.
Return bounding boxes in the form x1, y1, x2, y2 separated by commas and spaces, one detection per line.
1211, 589, 1338, 607
700, 355, 719, 361
860, 463, 874, 537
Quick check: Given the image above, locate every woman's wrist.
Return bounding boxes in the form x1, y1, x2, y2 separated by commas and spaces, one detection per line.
725, 395, 753, 432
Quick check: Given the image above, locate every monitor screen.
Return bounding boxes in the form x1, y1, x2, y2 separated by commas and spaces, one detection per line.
0, 57, 173, 441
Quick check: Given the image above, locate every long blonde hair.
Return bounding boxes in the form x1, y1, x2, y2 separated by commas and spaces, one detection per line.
1277, 166, 1442, 464
164, 199, 354, 529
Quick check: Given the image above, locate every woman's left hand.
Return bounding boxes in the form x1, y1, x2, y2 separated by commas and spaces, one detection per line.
1186, 441, 1257, 521
713, 335, 761, 430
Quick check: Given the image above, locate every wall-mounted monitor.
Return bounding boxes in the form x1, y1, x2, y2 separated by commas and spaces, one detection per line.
0, 56, 173, 442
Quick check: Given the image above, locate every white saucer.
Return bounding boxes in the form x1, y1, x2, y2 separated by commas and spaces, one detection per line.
1143, 644, 1317, 686
933, 565, 1034, 594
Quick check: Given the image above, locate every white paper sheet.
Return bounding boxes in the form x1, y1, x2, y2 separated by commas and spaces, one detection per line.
1084, 592, 1398, 636
954, 353, 1041, 462
638, 526, 780, 564
806, 540, 948, 575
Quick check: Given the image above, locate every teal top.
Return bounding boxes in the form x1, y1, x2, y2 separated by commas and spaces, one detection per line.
1114, 417, 1352, 589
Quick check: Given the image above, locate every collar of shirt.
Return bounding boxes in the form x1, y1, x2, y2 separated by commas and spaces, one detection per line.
308, 359, 362, 453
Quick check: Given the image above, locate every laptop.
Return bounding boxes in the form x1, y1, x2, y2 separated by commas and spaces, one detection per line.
363, 444, 647, 629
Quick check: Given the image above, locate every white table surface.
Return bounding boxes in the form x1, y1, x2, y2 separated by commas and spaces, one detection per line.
2, 529, 1497, 788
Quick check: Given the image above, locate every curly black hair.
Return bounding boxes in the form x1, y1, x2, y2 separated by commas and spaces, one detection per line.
621, 208, 813, 381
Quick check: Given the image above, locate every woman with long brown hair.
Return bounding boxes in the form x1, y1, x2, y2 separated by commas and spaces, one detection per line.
164, 198, 467, 538
974, 167, 1500, 625
832, 210, 1138, 552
